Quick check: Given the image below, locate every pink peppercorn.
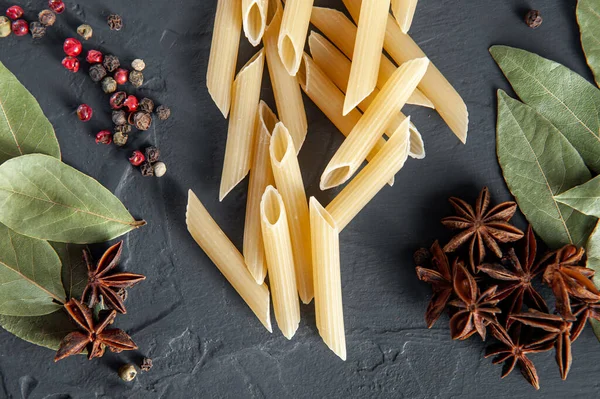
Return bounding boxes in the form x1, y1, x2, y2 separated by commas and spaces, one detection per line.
114, 68, 129, 85
96, 131, 112, 145
6, 6, 24, 20
123, 95, 138, 112
49, 0, 65, 14
86, 50, 103, 64
11, 19, 28, 36
129, 150, 146, 166
63, 38, 82, 57
76, 104, 93, 122
61, 56, 80, 72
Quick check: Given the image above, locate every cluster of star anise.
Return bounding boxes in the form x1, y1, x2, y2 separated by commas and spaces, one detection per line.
55, 241, 146, 362
414, 187, 600, 390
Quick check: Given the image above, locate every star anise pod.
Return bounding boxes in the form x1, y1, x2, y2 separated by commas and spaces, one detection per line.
570, 298, 600, 341
82, 241, 146, 313
485, 323, 555, 390
540, 245, 600, 321
509, 310, 573, 380
55, 299, 138, 361
442, 187, 524, 273
478, 226, 548, 316
415, 241, 454, 328
448, 261, 501, 340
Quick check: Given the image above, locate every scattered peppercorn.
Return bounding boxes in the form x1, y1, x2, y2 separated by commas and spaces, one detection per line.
0, 16, 10, 38
61, 56, 80, 72
118, 364, 137, 382
107, 14, 123, 31
133, 112, 152, 131
153, 162, 167, 178
63, 37, 82, 57
113, 131, 128, 146
138, 98, 154, 114
140, 162, 154, 177
525, 10, 543, 29
129, 70, 144, 88
77, 24, 93, 40
89, 64, 107, 82
6, 6, 24, 20
131, 59, 145, 71
156, 105, 171, 121
112, 110, 127, 126
86, 50, 103, 64
103, 54, 120, 73
76, 104, 93, 122
129, 150, 146, 166
114, 124, 132, 135
38, 9, 56, 26
49, 0, 65, 14
124, 95, 139, 112
101, 76, 117, 93
29, 22, 46, 39
11, 19, 28, 36
114, 68, 129, 85
110, 91, 127, 109
145, 146, 160, 163
140, 357, 153, 372
95, 130, 112, 145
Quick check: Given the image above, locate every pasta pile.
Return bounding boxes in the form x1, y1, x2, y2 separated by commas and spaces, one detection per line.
187, 0, 468, 360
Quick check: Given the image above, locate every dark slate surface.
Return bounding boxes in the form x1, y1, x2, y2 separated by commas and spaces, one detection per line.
1, 0, 599, 398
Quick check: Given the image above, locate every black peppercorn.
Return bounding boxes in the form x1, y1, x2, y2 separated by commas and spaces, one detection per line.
133, 112, 152, 131
140, 357, 153, 372
115, 124, 132, 135
89, 64, 107, 83
110, 91, 128, 109
30, 22, 46, 39
113, 131, 128, 147
129, 70, 144, 88
38, 9, 56, 26
156, 105, 171, 121
107, 14, 123, 31
103, 54, 120, 73
145, 146, 160, 163
101, 77, 117, 94
140, 162, 154, 177
525, 10, 543, 29
138, 98, 154, 114
112, 110, 127, 126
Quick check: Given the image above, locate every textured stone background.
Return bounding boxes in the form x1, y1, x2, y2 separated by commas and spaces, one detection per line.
1, 0, 599, 398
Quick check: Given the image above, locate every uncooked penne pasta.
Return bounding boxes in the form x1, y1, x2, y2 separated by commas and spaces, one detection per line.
326, 118, 411, 231
243, 101, 278, 284
220, 50, 265, 201
264, 0, 307, 151
320, 57, 429, 190
343, 0, 390, 116
310, 7, 433, 109
207, 0, 242, 118
343, 0, 469, 143
297, 54, 394, 185
242, 0, 269, 46
310, 197, 346, 361
392, 0, 418, 34
186, 190, 272, 332
269, 123, 313, 304
277, 0, 315, 76
309, 31, 425, 160
260, 186, 300, 339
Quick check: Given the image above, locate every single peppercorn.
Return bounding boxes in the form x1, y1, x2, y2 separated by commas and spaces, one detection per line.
131, 59, 145, 71
76, 104, 93, 122
118, 364, 137, 382
110, 91, 127, 109
138, 98, 154, 114
49, 0, 65, 14
61, 56, 80, 72
101, 77, 118, 94
413, 248, 431, 267
114, 68, 129, 85
6, 6, 24, 20
86, 50, 103, 64
63, 38, 83, 57
0, 16, 11, 38
129, 70, 144, 88
114, 124, 132, 135
96, 130, 112, 145
129, 150, 146, 166
144, 146, 160, 163
11, 19, 28, 36
30, 22, 46, 39
113, 131, 128, 147
124, 95, 139, 112
112, 110, 127, 126
140, 358, 153, 372
525, 10, 543, 29
153, 162, 167, 178
103, 54, 120, 73
133, 112, 152, 131
107, 14, 123, 31
38, 9, 56, 26
156, 105, 171, 121
77, 24, 93, 40
89, 64, 107, 83
140, 162, 154, 177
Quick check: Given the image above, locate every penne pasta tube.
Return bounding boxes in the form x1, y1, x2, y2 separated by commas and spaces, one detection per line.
343, 0, 391, 116
320, 57, 429, 190
326, 118, 411, 231
186, 190, 272, 332
264, 0, 307, 151
297, 54, 394, 186
207, 0, 242, 118
310, 197, 346, 361
269, 123, 313, 304
242, 0, 269, 46
277, 0, 315, 76
309, 31, 425, 160
392, 0, 418, 34
220, 50, 265, 202
310, 7, 433, 109
343, 0, 469, 143
243, 101, 279, 284
260, 186, 300, 339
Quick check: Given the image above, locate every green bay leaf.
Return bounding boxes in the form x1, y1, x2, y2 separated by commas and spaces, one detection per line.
555, 175, 600, 217
0, 61, 60, 165
586, 221, 600, 342
496, 90, 597, 248
578, 0, 600, 87
0, 310, 74, 351
0, 223, 65, 316
490, 45, 600, 173
51, 242, 88, 300
0, 154, 146, 244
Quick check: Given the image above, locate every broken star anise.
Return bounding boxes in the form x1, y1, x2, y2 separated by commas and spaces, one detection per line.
55, 299, 138, 361
570, 298, 600, 341
442, 187, 524, 273
82, 241, 146, 314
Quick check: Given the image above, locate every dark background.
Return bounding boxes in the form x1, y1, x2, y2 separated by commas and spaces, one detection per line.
1, 0, 599, 398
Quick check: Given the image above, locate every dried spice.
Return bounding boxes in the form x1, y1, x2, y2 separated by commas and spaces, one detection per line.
525, 10, 543, 29
101, 76, 117, 93
115, 124, 132, 135
0, 16, 11, 38
103, 54, 120, 73
89, 64, 107, 83
571, 298, 600, 341
132, 59, 145, 71
113, 131, 128, 146
140, 357, 153, 371
140, 162, 154, 177
139, 98, 154, 114
77, 24, 93, 40
153, 162, 167, 177
129, 70, 144, 87
144, 146, 160, 163
119, 364, 137, 381
38, 9, 56, 26
415, 241, 453, 328
156, 105, 171, 120
107, 14, 123, 31
30, 22, 46, 40
112, 110, 127, 126
133, 112, 152, 131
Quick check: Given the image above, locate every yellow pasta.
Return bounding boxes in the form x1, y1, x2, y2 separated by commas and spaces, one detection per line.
206, 0, 242, 118
243, 101, 279, 284
310, 7, 433, 109
392, 0, 418, 33
186, 190, 272, 332
264, 0, 307, 151
343, 0, 469, 143
220, 50, 265, 202
261, 186, 300, 339
269, 123, 313, 304
320, 57, 429, 190
242, 0, 269, 46
308, 31, 425, 160
310, 197, 346, 361
343, 0, 390, 115
326, 118, 411, 231
277, 0, 315, 76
